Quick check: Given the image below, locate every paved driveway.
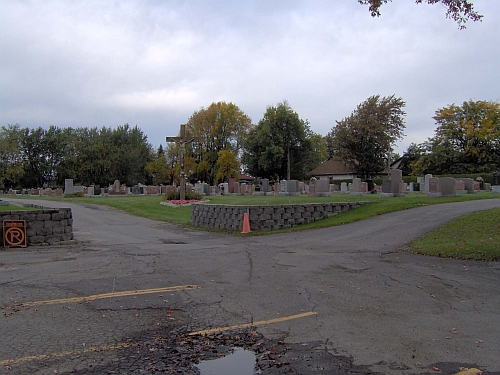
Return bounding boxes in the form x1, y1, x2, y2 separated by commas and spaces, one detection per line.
1, 198, 500, 374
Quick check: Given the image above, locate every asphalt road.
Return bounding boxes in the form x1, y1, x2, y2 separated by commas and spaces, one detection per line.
1, 197, 500, 375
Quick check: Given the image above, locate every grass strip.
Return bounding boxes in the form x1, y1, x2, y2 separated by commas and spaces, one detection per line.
405, 208, 500, 261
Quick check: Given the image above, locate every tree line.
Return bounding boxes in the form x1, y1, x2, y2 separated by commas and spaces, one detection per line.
0, 124, 151, 189
2, 97, 499, 190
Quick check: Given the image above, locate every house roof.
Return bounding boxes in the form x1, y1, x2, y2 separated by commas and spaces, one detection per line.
239, 173, 253, 181
309, 158, 357, 176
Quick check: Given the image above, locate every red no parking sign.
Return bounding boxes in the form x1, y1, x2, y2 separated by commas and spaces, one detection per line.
2, 220, 27, 248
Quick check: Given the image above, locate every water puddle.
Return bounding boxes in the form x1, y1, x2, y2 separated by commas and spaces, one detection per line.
195, 347, 259, 375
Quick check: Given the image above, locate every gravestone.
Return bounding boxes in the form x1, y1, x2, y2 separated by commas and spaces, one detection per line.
340, 182, 348, 194
380, 179, 393, 197
438, 177, 456, 197
381, 179, 391, 193
202, 182, 210, 195
308, 178, 317, 196
54, 188, 63, 197
64, 179, 74, 195
132, 185, 142, 195
228, 178, 236, 194
287, 180, 300, 196
316, 178, 331, 197
298, 181, 304, 193
113, 180, 121, 194
365, 180, 374, 192
461, 178, 475, 194
194, 182, 203, 195
391, 169, 404, 197
240, 182, 247, 195
73, 186, 84, 195
351, 178, 363, 196
222, 182, 229, 196
427, 177, 441, 197
274, 183, 280, 195
262, 179, 269, 194
424, 174, 432, 194
234, 182, 241, 194
455, 179, 467, 195
279, 180, 288, 196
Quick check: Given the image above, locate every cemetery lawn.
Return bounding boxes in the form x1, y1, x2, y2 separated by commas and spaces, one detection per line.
54, 192, 498, 231
405, 208, 500, 261
0, 204, 37, 211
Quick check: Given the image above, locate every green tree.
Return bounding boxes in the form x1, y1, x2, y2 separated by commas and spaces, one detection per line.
20, 127, 49, 187
359, 0, 482, 29
327, 95, 406, 179
215, 150, 240, 183
398, 142, 427, 176
110, 124, 153, 186
304, 131, 329, 175
146, 144, 187, 185
0, 124, 24, 188
186, 102, 251, 185
65, 126, 116, 186
243, 101, 312, 180
414, 100, 500, 174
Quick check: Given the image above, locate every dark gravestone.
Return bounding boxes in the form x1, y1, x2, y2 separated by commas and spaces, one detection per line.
382, 179, 392, 193
365, 180, 374, 192
261, 178, 269, 194
494, 171, 500, 186
94, 185, 101, 195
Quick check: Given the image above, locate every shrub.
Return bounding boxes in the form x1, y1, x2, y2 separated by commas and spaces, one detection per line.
165, 190, 204, 201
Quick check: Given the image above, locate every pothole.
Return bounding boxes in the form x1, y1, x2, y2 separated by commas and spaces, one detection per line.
195, 347, 259, 375
159, 239, 187, 244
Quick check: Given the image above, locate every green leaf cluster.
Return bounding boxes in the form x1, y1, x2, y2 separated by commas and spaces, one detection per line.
242, 101, 319, 181
326, 95, 406, 179
411, 100, 500, 175
0, 123, 152, 189
186, 102, 252, 185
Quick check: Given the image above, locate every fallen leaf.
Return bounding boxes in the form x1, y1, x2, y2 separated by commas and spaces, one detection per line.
454, 368, 482, 375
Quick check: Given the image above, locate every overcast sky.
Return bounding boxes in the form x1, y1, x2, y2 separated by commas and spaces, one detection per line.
1, 0, 499, 154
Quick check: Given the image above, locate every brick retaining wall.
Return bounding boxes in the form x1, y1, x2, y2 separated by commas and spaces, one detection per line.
191, 202, 369, 231
1, 207, 73, 246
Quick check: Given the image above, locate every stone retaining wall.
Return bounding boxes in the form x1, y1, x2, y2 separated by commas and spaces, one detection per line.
1, 207, 73, 246
191, 202, 368, 231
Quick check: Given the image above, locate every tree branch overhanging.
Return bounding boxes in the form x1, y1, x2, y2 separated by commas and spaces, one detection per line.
358, 0, 483, 29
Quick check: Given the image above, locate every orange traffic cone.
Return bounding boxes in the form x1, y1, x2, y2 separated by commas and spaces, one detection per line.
241, 212, 251, 234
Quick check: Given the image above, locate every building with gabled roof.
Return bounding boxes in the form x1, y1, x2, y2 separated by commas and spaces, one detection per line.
308, 158, 358, 180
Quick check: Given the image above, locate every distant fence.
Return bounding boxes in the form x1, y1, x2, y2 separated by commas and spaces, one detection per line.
190, 202, 368, 231
1, 207, 74, 247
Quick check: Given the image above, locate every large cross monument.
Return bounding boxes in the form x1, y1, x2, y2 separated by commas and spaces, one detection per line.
166, 124, 199, 200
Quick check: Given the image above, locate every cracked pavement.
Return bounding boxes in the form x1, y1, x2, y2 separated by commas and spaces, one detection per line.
1, 198, 500, 374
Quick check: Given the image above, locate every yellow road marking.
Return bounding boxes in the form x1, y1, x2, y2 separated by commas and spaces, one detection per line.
188, 311, 317, 335
19, 285, 199, 307
0, 342, 140, 366
0, 311, 317, 366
